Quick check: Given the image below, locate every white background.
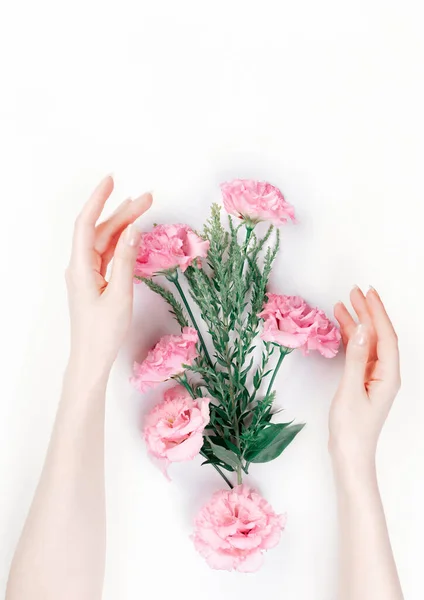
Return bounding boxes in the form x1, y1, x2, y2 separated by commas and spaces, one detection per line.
1, 1, 423, 598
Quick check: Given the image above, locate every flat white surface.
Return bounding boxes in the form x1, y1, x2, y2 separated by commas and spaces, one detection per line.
0, 1, 423, 598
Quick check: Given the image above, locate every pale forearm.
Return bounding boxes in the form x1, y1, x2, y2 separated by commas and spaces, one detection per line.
6, 360, 109, 600
333, 457, 403, 600
330, 288, 404, 600
6, 177, 150, 599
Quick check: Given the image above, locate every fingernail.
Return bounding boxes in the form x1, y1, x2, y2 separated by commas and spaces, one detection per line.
352, 284, 360, 292
125, 224, 141, 247
352, 323, 368, 345
368, 286, 380, 299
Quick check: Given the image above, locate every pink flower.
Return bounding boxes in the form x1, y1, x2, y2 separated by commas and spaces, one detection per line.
134, 224, 210, 279
305, 309, 342, 359
259, 294, 341, 358
259, 294, 316, 348
131, 327, 199, 393
144, 385, 210, 462
220, 179, 295, 226
193, 485, 286, 572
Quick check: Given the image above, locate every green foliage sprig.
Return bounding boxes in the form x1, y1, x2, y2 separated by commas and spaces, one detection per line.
141, 205, 304, 487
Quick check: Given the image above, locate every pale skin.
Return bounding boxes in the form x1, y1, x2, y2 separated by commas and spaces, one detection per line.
332, 289, 404, 600
5, 177, 403, 600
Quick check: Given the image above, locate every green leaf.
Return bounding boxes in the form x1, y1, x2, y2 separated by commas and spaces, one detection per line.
245, 423, 305, 463
201, 459, 235, 472
253, 370, 261, 389
201, 444, 235, 472
214, 355, 228, 368
207, 437, 240, 470
208, 435, 241, 457
211, 405, 230, 422
241, 357, 254, 377
138, 277, 189, 329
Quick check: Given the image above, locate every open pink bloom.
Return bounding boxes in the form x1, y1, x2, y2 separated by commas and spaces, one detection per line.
259, 294, 316, 348
220, 179, 295, 226
193, 485, 286, 572
131, 327, 199, 393
134, 224, 210, 279
305, 309, 342, 358
259, 294, 341, 358
144, 386, 210, 462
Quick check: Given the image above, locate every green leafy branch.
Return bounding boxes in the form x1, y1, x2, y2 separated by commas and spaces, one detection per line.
135, 276, 188, 328
138, 204, 304, 488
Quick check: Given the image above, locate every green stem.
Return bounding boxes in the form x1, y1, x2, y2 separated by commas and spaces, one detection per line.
168, 273, 213, 369
250, 344, 273, 404
221, 318, 243, 486
179, 379, 234, 487
266, 347, 288, 397
175, 374, 196, 399
200, 451, 234, 489
244, 225, 253, 248
239, 225, 254, 277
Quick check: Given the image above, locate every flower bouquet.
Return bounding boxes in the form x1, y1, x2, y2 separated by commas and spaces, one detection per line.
131, 179, 341, 572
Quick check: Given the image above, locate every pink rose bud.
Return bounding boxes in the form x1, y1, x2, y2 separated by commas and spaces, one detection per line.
259, 294, 341, 358
131, 327, 199, 393
134, 223, 210, 279
193, 485, 286, 572
220, 179, 295, 226
144, 385, 210, 463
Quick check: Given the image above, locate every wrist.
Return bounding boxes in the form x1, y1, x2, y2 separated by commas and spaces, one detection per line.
66, 351, 112, 391
69, 327, 120, 377
331, 449, 378, 495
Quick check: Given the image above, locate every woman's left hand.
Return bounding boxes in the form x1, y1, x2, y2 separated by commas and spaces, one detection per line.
65, 175, 152, 375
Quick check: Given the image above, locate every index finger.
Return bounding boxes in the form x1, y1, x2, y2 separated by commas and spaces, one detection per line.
71, 175, 114, 267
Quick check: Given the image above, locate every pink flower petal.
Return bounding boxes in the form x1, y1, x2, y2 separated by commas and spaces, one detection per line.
220, 179, 295, 226
131, 328, 199, 393
143, 386, 210, 464
193, 485, 284, 572
165, 432, 204, 462
205, 550, 238, 571
134, 223, 209, 279
258, 294, 341, 357
237, 550, 264, 573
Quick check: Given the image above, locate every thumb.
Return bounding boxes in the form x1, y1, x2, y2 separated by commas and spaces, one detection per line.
341, 323, 370, 390
108, 224, 141, 296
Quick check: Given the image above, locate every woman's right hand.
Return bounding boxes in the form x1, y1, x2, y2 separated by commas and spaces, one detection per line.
329, 286, 401, 473
65, 176, 152, 377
